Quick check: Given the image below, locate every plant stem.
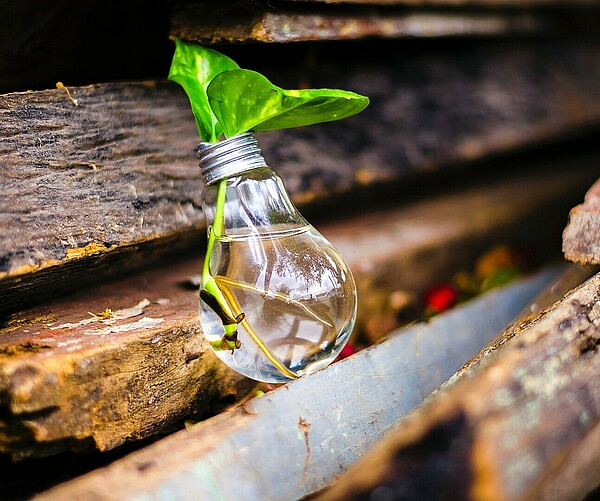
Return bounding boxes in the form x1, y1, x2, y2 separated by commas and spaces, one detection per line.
219, 283, 298, 380
202, 179, 235, 319
201, 178, 298, 379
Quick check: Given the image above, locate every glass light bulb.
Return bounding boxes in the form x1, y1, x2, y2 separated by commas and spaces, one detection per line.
196, 133, 357, 383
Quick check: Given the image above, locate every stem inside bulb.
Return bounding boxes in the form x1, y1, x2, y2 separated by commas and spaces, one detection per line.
200, 179, 241, 352
201, 179, 231, 313
200, 178, 298, 379
217, 280, 299, 380
216, 276, 334, 328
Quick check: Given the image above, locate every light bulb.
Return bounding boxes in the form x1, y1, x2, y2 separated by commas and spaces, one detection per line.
196, 133, 357, 383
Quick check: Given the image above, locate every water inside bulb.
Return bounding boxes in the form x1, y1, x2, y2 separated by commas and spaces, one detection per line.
196, 133, 357, 383
199, 223, 356, 383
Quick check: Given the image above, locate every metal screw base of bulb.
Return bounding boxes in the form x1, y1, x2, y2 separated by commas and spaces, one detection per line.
196, 133, 266, 185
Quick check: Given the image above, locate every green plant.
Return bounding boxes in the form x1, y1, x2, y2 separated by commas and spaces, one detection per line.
168, 39, 369, 358
168, 38, 369, 143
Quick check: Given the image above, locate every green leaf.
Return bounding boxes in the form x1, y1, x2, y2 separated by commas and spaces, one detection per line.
207, 69, 370, 138
169, 40, 370, 141
168, 39, 239, 143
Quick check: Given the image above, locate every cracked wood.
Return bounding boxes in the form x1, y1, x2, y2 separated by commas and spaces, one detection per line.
316, 272, 600, 501
563, 177, 600, 265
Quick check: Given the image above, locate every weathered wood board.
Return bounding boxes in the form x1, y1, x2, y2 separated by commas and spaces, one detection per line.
563, 177, 600, 265
170, 2, 562, 43
0, 163, 594, 463
279, 0, 600, 5
3, 39, 600, 317
315, 271, 600, 501
0, 254, 248, 461
31, 267, 564, 501
0, 81, 201, 316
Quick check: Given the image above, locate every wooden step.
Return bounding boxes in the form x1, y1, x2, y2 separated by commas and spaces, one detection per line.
0, 160, 596, 463
30, 266, 572, 501
3, 38, 600, 317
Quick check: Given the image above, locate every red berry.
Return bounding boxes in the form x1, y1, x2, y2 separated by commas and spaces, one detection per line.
335, 342, 357, 362
424, 283, 458, 312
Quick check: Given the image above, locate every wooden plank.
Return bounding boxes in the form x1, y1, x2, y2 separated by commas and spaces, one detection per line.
0, 82, 201, 316
314, 271, 600, 501
170, 2, 561, 43
279, 0, 600, 5
31, 267, 563, 501
3, 40, 600, 317
563, 177, 600, 265
0, 256, 248, 460
0, 162, 594, 464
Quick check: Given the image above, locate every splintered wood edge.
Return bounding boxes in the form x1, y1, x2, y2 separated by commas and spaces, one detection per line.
563, 177, 600, 265
0, 318, 247, 460
315, 272, 600, 501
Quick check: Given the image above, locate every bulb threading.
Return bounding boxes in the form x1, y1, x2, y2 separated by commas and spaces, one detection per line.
196, 133, 266, 185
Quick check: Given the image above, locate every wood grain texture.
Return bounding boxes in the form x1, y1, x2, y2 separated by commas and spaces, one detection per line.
563, 177, 600, 265
2, 39, 600, 315
0, 256, 248, 461
0, 81, 202, 315
30, 269, 563, 501
315, 271, 600, 501
0, 160, 595, 463
170, 2, 560, 43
